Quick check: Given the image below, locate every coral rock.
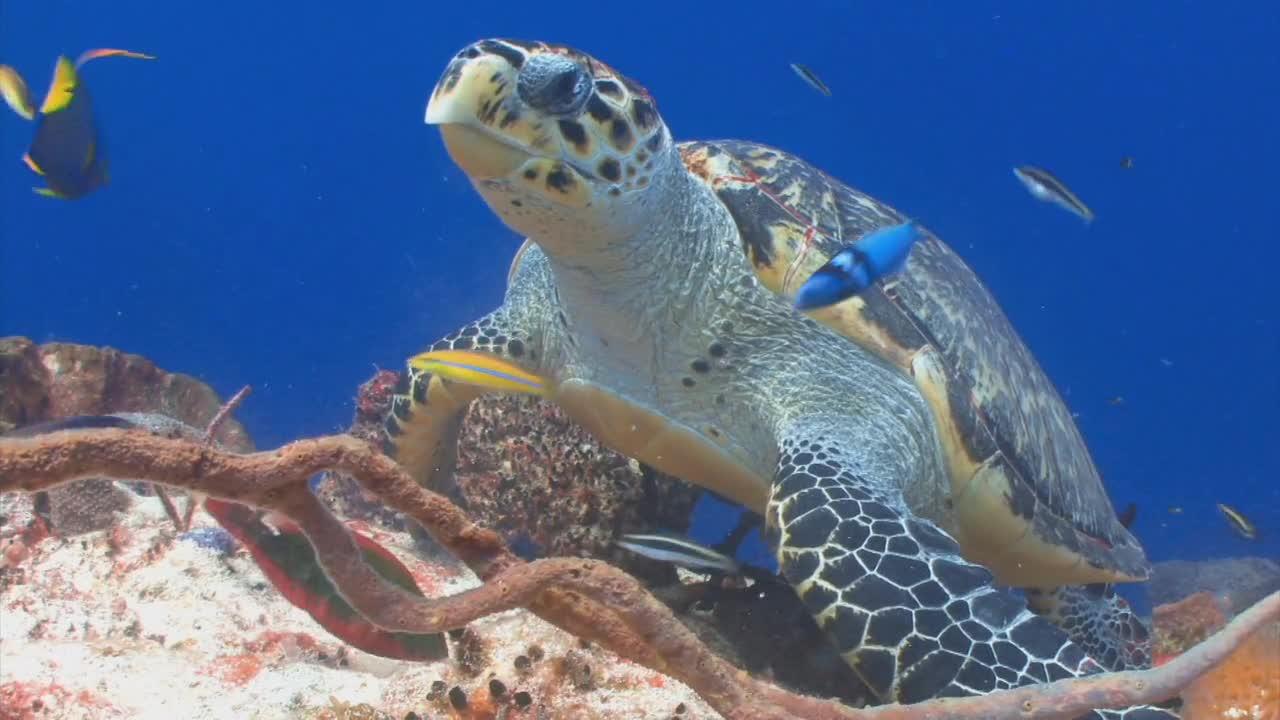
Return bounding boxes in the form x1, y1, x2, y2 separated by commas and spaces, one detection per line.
45, 479, 134, 536
453, 393, 700, 565
1153, 592, 1228, 660
0, 337, 252, 449
313, 370, 410, 531
1, 493, 716, 718
332, 372, 700, 572
0, 337, 253, 539
1149, 557, 1280, 615
1181, 621, 1280, 720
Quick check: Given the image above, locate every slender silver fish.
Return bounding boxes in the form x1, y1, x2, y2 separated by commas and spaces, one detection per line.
616, 532, 741, 575
1013, 165, 1095, 223
790, 62, 832, 97
1217, 503, 1258, 540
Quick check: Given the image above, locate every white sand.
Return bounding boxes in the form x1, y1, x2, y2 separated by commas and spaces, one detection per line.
0, 492, 715, 719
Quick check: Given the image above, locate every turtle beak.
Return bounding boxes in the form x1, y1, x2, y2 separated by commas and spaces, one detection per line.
434, 123, 535, 180
425, 48, 537, 180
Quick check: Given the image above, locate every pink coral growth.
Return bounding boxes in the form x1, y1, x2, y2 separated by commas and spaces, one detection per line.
0, 682, 125, 720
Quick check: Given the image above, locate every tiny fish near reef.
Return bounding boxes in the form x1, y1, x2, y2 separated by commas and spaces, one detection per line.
1013, 164, 1095, 223
616, 532, 741, 575
789, 62, 832, 96
0, 48, 154, 200
1217, 502, 1258, 540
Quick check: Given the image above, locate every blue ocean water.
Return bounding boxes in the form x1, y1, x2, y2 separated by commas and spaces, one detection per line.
3, 1, 1276, 578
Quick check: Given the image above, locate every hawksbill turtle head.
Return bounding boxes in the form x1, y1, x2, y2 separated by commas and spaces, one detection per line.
425, 39, 676, 252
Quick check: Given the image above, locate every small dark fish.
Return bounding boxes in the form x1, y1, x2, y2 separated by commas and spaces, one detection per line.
1217, 503, 1258, 540
793, 220, 923, 311
1168, 506, 1184, 515
1, 414, 138, 438
1117, 502, 1137, 529
1108, 395, 1125, 406
616, 532, 741, 575
0, 48, 154, 200
1120, 155, 1135, 170
1013, 165, 1095, 223
790, 62, 831, 97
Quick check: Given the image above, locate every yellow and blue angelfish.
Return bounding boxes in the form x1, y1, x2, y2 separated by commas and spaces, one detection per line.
0, 48, 154, 200
793, 219, 923, 312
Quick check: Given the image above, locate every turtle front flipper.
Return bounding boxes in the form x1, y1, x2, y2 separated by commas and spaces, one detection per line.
767, 433, 1177, 719
383, 307, 545, 496
1025, 584, 1153, 672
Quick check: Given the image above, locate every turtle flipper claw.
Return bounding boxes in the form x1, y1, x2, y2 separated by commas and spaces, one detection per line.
766, 433, 1177, 718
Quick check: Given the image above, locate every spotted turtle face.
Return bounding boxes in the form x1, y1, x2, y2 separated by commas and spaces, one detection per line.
425, 39, 673, 246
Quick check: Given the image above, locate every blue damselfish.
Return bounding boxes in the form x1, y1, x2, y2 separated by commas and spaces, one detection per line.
792, 219, 922, 311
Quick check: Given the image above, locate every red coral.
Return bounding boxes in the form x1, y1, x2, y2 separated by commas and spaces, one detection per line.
20, 516, 49, 547
245, 630, 322, 655
356, 370, 400, 421
0, 682, 122, 720
199, 654, 264, 687
107, 525, 132, 555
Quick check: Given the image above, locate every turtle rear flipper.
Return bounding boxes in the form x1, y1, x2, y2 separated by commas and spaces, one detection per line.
766, 431, 1177, 719
1026, 583, 1153, 672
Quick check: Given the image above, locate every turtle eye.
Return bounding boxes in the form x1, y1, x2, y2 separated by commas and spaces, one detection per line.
517, 53, 591, 117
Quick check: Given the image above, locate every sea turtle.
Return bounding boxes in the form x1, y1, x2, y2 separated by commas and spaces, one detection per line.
385, 38, 1173, 717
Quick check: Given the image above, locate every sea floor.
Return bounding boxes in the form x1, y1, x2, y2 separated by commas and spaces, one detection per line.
0, 492, 711, 720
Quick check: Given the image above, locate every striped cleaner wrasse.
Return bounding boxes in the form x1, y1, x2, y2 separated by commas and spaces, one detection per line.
1013, 165, 1095, 223
616, 532, 741, 575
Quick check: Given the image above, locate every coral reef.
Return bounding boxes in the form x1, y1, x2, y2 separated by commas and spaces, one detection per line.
1149, 557, 1280, 615
0, 492, 712, 720
452, 393, 699, 565
1148, 590, 1278, 718
1180, 621, 1279, 720
324, 369, 701, 578
43, 477, 134, 536
315, 370, 408, 530
0, 337, 252, 449
0, 337, 253, 540
3, 341, 1278, 718
4, 425, 1278, 720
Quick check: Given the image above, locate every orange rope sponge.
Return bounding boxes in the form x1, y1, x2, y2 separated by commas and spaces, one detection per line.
1181, 620, 1280, 720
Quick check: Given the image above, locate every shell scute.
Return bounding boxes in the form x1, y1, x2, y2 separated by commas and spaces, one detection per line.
684, 138, 1148, 584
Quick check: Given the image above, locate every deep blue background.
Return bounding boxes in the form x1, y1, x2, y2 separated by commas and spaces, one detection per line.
3, 2, 1277, 571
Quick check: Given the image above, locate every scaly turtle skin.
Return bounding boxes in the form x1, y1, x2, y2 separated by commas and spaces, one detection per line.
387, 39, 1169, 717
